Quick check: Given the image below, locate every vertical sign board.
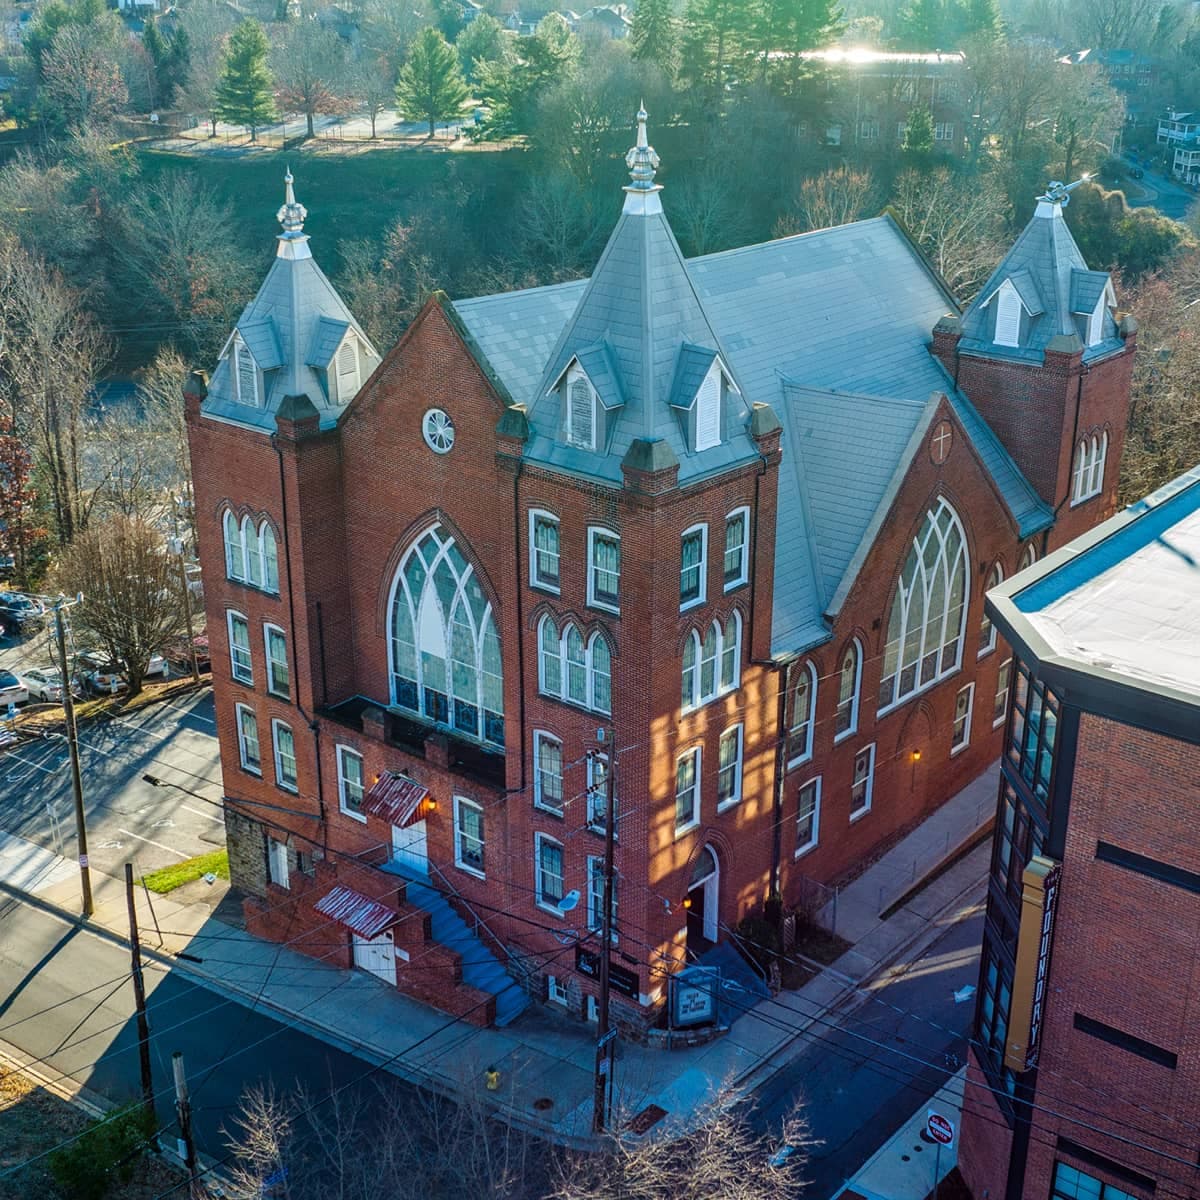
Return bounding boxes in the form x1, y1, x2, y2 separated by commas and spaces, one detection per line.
1004, 855, 1062, 1073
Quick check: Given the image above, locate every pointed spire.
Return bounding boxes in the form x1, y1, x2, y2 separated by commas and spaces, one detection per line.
623, 105, 663, 215
276, 167, 312, 259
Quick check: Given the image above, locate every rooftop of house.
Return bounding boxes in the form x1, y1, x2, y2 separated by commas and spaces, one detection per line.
991, 464, 1200, 716
798, 47, 966, 66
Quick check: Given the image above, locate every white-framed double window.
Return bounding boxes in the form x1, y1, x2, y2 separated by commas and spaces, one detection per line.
681, 613, 741, 711
235, 703, 260, 774
834, 641, 861, 742
1070, 432, 1108, 505
675, 746, 701, 834
934, 122, 954, 141
796, 776, 821, 856
267, 838, 289, 888
453, 795, 485, 877
529, 510, 561, 592
587, 752, 615, 835
850, 744, 875, 821
587, 528, 620, 612
264, 624, 289, 699
994, 658, 1012, 728
717, 724, 743, 810
534, 731, 564, 815
587, 855, 618, 941
272, 719, 298, 792
951, 684, 974, 755
228, 611, 252, 684
787, 660, 817, 767
979, 563, 1003, 657
537, 616, 611, 714
336, 745, 365, 821
680, 524, 707, 610
535, 833, 565, 913
723, 507, 749, 591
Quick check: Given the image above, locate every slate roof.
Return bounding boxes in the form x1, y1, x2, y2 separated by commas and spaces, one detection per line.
307, 316, 351, 369
669, 344, 719, 411
454, 213, 1054, 656
568, 341, 626, 410
1069, 268, 1112, 315
959, 196, 1121, 364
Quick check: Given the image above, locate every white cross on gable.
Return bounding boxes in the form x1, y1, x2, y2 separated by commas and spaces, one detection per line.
932, 422, 953, 464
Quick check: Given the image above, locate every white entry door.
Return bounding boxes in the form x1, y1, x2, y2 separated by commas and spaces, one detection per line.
391, 820, 429, 877
353, 929, 397, 984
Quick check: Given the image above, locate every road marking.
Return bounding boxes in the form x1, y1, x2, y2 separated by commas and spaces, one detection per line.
5, 749, 65, 783
117, 828, 189, 859
179, 803, 223, 824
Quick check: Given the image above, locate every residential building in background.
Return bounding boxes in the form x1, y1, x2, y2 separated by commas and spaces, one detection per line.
186, 121, 1135, 1034
1157, 108, 1200, 183
960, 465, 1200, 1200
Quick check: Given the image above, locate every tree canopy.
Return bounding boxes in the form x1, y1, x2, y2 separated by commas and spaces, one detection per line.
214, 19, 277, 139
394, 26, 470, 137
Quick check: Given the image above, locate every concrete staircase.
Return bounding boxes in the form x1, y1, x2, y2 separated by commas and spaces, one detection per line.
402, 876, 531, 1027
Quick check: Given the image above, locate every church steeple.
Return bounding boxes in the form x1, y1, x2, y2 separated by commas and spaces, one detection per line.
276, 167, 311, 260
622, 104, 663, 215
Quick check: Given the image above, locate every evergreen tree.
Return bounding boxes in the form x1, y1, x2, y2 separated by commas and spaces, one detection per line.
631, 0, 679, 75
165, 25, 192, 99
959, 0, 1001, 38
394, 26, 469, 138
679, 0, 755, 117
474, 14, 577, 138
456, 12, 508, 83
902, 105, 934, 156
897, 0, 944, 48
214, 19, 276, 141
752, 0, 842, 100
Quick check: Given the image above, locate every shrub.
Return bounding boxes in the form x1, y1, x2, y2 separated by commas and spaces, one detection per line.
48, 1103, 156, 1200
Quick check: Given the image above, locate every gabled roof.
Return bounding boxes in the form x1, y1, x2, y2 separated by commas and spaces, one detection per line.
202, 172, 381, 432
552, 341, 626, 410
1069, 268, 1115, 315
959, 188, 1121, 364
668, 344, 721, 410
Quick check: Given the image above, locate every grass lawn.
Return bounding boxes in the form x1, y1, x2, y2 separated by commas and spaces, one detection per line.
140, 849, 229, 894
135, 143, 532, 278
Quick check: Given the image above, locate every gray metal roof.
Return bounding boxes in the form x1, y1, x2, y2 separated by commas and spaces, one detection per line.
307, 315, 351, 368
454, 212, 1054, 657
571, 341, 626, 410
1007, 268, 1045, 316
959, 197, 1121, 365
239, 318, 284, 370
669, 344, 719, 410
1069, 268, 1111, 315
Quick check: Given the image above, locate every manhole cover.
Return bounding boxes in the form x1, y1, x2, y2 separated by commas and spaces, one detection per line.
532, 1097, 554, 1111
626, 1104, 667, 1134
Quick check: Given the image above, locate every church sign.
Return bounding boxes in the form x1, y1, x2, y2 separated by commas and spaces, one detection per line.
1004, 855, 1062, 1073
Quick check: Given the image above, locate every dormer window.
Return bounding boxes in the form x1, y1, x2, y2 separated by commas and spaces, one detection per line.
566, 372, 596, 450
695, 368, 721, 451
994, 285, 1021, 348
234, 337, 259, 405
1086, 298, 1105, 346
335, 336, 360, 402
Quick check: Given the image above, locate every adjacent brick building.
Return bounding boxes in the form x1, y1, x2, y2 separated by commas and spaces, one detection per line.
959, 464, 1200, 1200
187, 131, 1135, 1032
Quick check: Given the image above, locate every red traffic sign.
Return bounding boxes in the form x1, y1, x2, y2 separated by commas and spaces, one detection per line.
926, 1112, 955, 1145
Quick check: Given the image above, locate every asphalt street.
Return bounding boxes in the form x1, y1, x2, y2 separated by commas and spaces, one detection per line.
1121, 153, 1197, 222
752, 899, 985, 1197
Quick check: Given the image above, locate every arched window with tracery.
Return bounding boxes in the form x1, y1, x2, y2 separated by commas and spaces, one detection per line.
260, 522, 279, 594
681, 615, 741, 712
879, 497, 968, 711
388, 524, 504, 748
835, 640, 861, 740
979, 562, 1003, 657
787, 660, 817, 766
240, 516, 262, 589
223, 510, 244, 581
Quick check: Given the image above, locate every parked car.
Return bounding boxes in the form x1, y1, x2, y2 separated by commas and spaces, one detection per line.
164, 631, 210, 673
1130, 166, 1145, 179
75, 652, 129, 696
0, 593, 45, 635
21, 666, 71, 703
146, 653, 171, 679
0, 670, 29, 707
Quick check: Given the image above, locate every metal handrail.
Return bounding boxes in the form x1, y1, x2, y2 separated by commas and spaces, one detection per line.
724, 924, 771, 986
426, 859, 511, 962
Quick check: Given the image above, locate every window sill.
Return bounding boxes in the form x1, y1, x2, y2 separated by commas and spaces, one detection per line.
794, 841, 818, 859
786, 753, 812, 773
538, 690, 609, 719
232, 672, 254, 686
674, 819, 700, 839
225, 578, 281, 599
587, 600, 620, 617
679, 595, 706, 614
535, 900, 566, 920
992, 715, 1006, 730
533, 801, 565, 819
587, 823, 617, 841
951, 741, 969, 758
454, 860, 486, 881
276, 781, 299, 794
716, 797, 741, 813
877, 668, 961, 720
240, 764, 262, 777
268, 688, 291, 702
723, 577, 748, 594
849, 805, 871, 824
833, 727, 857, 746
530, 580, 561, 597
340, 806, 367, 824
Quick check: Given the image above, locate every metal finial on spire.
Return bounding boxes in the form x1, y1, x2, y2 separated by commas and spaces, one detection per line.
277, 167, 308, 236
625, 105, 660, 193
1036, 174, 1091, 208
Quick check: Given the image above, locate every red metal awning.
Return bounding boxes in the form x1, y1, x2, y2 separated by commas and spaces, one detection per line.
314, 885, 402, 940
363, 772, 429, 827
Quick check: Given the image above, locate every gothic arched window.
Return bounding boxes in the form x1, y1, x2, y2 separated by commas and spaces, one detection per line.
879, 497, 968, 711
388, 524, 504, 748
835, 640, 861, 740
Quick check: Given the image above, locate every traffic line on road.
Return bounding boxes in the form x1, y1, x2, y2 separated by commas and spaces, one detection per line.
179, 803, 223, 824
116, 828, 190, 859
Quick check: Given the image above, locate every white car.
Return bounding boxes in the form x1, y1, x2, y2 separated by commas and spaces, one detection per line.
22, 666, 67, 702
147, 654, 170, 679
0, 670, 28, 708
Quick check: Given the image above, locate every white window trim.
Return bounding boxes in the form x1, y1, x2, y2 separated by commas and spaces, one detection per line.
723, 506, 750, 592
453, 795, 486, 879
716, 723, 744, 811
951, 683, 974, 756
586, 527, 620, 614
795, 775, 821, 858
994, 658, 1012, 729
334, 333, 360, 402
587, 752, 615, 836
786, 660, 817, 770
979, 564, 1003, 658
235, 702, 261, 775
227, 610, 252, 685
336, 744, 366, 823
271, 718, 298, 793
850, 743, 875, 822
681, 615, 741, 713
834, 640, 862, 745
694, 362, 722, 452
533, 730, 564, 816
565, 366, 597, 451
536, 618, 612, 716
586, 854, 617, 944
1019, 543, 1038, 571
994, 281, 1022, 348
528, 508, 561, 594
233, 335, 258, 406
264, 623, 289, 698
534, 832, 566, 917
679, 523, 708, 612
674, 746, 702, 836
268, 838, 289, 888
547, 974, 569, 1006
223, 510, 243, 582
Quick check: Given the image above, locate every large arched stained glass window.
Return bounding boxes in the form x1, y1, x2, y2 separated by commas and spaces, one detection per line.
389, 524, 504, 748
879, 497, 968, 711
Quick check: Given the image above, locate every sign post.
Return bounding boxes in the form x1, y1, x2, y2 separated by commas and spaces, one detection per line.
926, 1110, 954, 1200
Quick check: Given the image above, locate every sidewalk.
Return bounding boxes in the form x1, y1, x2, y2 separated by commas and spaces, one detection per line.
2, 763, 998, 1146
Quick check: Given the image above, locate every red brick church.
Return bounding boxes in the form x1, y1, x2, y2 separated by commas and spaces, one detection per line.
187, 121, 1135, 1030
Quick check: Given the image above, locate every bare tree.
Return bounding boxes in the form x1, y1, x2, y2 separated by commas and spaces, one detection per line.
514, 171, 605, 281
777, 164, 878, 235
41, 26, 128, 133
357, 53, 395, 138
54, 514, 186, 695
272, 18, 350, 139
178, 0, 236, 135
669, 165, 750, 256
0, 238, 109, 543
889, 168, 1008, 300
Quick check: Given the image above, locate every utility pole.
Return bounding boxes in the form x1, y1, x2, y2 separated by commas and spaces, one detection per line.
124, 862, 154, 1114
592, 726, 617, 1134
52, 596, 91, 917
172, 1051, 201, 1197
169, 506, 200, 684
